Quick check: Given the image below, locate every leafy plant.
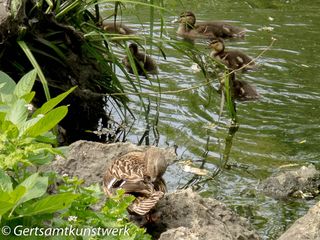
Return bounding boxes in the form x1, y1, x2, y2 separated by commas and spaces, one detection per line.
0, 70, 151, 239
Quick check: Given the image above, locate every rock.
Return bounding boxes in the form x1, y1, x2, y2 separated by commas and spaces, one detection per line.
48, 141, 260, 239
278, 201, 320, 240
151, 189, 260, 240
49, 140, 145, 185
260, 165, 320, 199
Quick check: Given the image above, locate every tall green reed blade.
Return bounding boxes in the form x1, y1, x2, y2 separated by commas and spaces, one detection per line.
18, 41, 51, 101
224, 71, 237, 123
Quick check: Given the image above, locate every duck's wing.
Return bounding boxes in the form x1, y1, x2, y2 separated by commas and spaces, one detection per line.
103, 152, 146, 195
196, 22, 245, 38
128, 191, 165, 215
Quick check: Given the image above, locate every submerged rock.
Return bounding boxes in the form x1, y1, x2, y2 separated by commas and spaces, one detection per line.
278, 201, 320, 240
260, 165, 320, 199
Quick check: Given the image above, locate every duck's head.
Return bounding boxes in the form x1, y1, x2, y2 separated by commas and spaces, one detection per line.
178, 11, 196, 27
129, 43, 139, 55
209, 38, 225, 53
144, 146, 177, 181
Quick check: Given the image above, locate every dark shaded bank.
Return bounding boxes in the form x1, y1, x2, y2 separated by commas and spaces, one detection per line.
0, 0, 127, 144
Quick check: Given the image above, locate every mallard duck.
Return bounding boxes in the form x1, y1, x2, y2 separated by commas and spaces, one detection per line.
102, 22, 135, 35
177, 11, 245, 39
226, 72, 259, 101
122, 43, 158, 75
103, 147, 174, 216
209, 38, 255, 71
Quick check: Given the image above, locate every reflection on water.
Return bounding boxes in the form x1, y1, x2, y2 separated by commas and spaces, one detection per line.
104, 1, 320, 239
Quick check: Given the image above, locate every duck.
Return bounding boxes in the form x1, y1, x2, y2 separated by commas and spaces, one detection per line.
101, 22, 135, 35
224, 72, 259, 101
122, 43, 158, 75
177, 11, 245, 39
209, 38, 255, 71
103, 146, 175, 217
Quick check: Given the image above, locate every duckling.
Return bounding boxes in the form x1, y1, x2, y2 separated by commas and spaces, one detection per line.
177, 11, 245, 39
103, 147, 175, 216
226, 72, 259, 101
209, 38, 255, 71
102, 22, 135, 35
122, 43, 158, 75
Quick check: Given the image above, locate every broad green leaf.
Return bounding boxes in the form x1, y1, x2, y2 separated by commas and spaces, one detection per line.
22, 91, 36, 103
18, 173, 48, 204
5, 99, 28, 128
14, 69, 37, 97
0, 200, 15, 216
1, 120, 19, 138
0, 168, 13, 192
16, 193, 79, 216
0, 71, 16, 103
0, 185, 26, 217
19, 114, 44, 136
24, 106, 68, 137
33, 86, 76, 117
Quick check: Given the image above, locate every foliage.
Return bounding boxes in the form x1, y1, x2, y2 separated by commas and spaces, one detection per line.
0, 70, 150, 239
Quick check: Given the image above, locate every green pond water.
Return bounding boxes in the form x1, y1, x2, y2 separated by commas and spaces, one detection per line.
102, 0, 320, 239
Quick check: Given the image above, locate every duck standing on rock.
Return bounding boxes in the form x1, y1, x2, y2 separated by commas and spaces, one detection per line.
177, 11, 246, 39
103, 147, 175, 218
209, 38, 255, 71
122, 43, 158, 75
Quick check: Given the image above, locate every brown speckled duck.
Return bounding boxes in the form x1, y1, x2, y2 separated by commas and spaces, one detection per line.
209, 38, 255, 71
122, 43, 158, 75
177, 11, 246, 39
103, 147, 175, 216
102, 22, 135, 35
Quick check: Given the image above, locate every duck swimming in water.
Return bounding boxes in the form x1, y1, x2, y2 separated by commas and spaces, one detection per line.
224, 72, 259, 101
101, 22, 135, 35
103, 147, 175, 217
209, 38, 255, 71
122, 43, 158, 75
177, 11, 246, 39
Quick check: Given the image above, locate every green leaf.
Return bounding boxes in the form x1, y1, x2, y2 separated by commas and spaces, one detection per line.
0, 71, 16, 103
0, 199, 15, 216
1, 120, 19, 138
0, 168, 13, 192
16, 193, 79, 216
5, 99, 28, 128
14, 69, 37, 97
22, 91, 36, 103
24, 106, 68, 137
18, 173, 48, 204
33, 86, 76, 117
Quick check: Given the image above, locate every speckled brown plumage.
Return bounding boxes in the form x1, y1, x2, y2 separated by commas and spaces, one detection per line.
122, 43, 158, 76
102, 22, 135, 35
209, 38, 255, 71
177, 12, 246, 39
103, 147, 172, 216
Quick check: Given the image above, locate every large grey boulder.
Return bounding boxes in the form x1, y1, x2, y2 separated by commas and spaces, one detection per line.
50, 140, 146, 185
48, 140, 260, 239
155, 189, 260, 240
278, 201, 320, 240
